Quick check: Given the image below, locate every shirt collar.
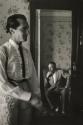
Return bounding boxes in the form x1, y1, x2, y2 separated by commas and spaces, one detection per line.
9, 39, 30, 51
9, 39, 19, 49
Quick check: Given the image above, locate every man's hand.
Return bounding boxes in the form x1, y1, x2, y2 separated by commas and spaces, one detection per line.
46, 72, 52, 78
29, 95, 43, 111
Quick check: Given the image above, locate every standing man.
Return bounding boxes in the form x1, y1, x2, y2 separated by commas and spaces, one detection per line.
0, 14, 42, 125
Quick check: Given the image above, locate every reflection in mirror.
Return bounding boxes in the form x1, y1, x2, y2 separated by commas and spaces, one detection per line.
34, 9, 72, 125
35, 10, 72, 77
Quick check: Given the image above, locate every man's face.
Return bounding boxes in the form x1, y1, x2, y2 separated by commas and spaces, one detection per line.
48, 64, 55, 73
12, 18, 29, 43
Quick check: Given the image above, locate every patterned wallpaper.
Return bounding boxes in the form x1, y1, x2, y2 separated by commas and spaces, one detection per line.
0, 0, 30, 48
40, 10, 72, 70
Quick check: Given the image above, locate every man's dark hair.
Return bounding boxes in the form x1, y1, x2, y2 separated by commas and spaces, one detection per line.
6, 14, 29, 33
49, 61, 56, 69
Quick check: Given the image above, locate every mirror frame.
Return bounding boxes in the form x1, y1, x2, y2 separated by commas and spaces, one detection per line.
30, 0, 81, 111
30, 0, 79, 72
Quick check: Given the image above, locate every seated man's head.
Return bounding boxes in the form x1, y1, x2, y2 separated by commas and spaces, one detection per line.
48, 61, 56, 73
6, 14, 29, 43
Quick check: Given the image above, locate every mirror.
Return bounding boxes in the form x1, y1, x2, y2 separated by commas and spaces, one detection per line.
33, 9, 72, 125
35, 10, 72, 79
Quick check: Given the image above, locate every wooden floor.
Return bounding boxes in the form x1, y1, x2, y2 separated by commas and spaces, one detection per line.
31, 111, 83, 125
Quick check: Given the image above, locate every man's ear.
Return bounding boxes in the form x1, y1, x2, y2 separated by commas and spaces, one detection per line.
9, 28, 15, 34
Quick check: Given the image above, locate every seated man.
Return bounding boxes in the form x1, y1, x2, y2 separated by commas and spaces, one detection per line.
44, 62, 70, 114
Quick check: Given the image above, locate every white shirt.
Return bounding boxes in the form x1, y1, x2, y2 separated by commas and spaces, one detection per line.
47, 70, 63, 87
0, 39, 40, 101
